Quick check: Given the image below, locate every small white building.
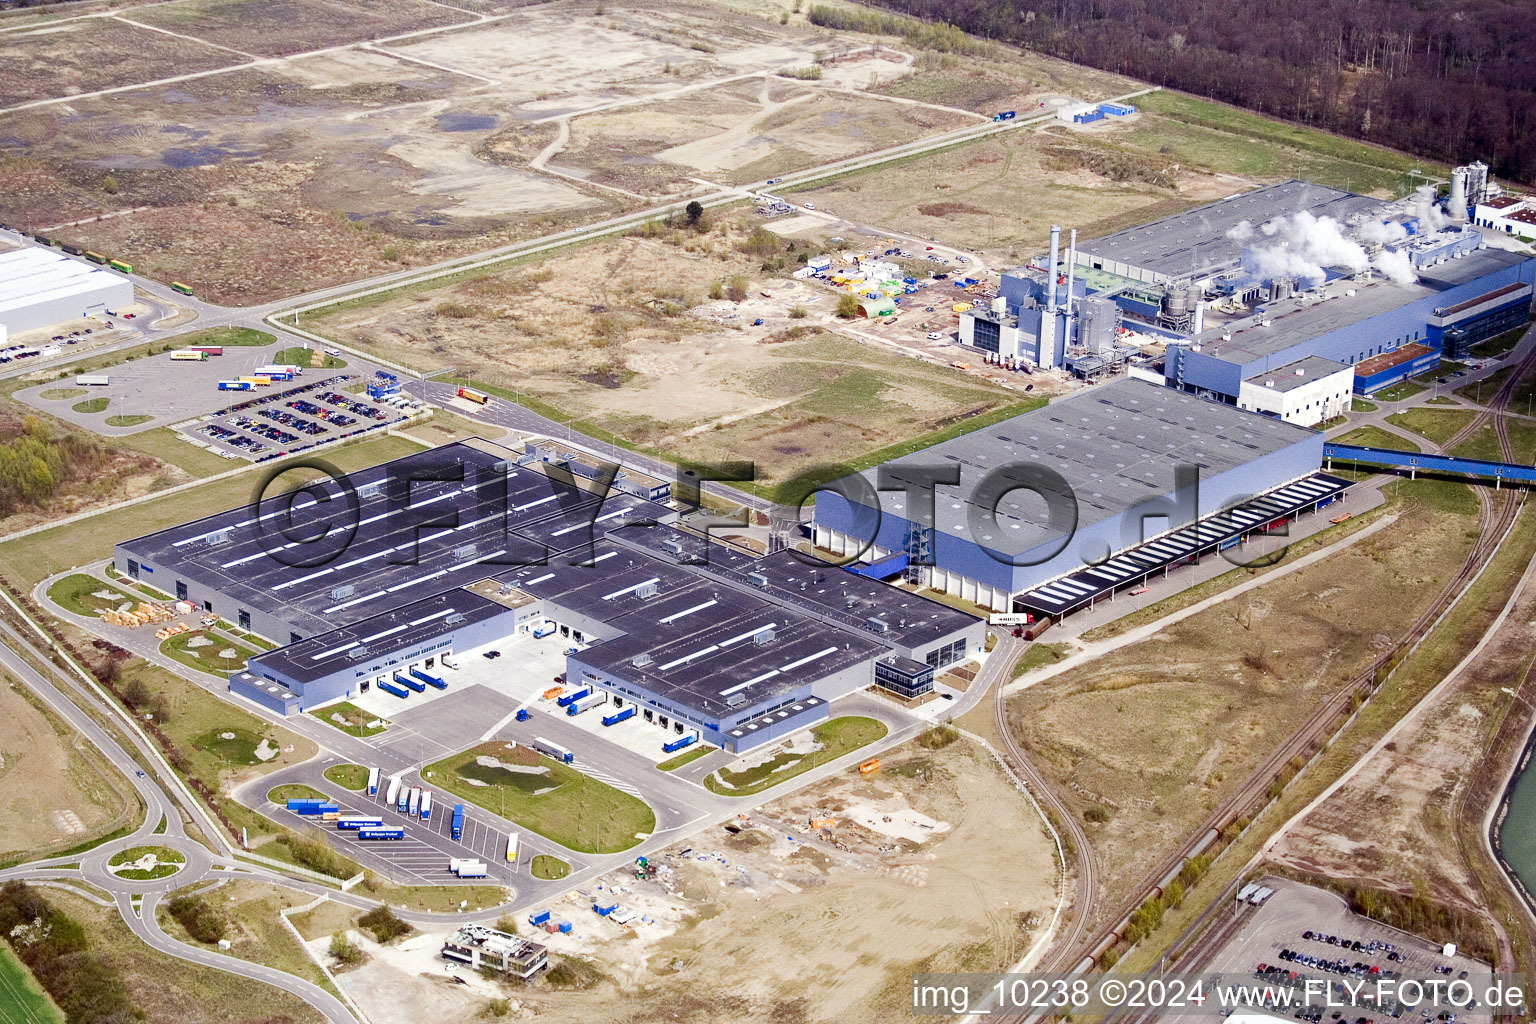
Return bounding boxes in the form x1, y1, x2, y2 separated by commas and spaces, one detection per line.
0, 247, 132, 339
1473, 195, 1536, 238
1237, 355, 1354, 427
806, 255, 832, 271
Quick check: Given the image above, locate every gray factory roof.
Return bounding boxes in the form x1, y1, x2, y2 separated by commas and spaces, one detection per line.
1075, 180, 1388, 282
1243, 355, 1352, 393
1192, 247, 1529, 365
252, 589, 506, 685
603, 528, 978, 652
496, 542, 887, 719
115, 440, 675, 637
859, 378, 1318, 556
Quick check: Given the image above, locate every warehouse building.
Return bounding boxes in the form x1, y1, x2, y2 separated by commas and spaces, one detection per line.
812, 379, 1347, 614
148, 439, 981, 748
0, 247, 131, 341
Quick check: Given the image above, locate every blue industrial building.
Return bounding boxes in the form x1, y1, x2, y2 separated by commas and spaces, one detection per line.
813, 379, 1343, 613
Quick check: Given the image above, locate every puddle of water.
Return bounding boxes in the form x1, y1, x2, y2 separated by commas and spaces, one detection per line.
435, 112, 498, 133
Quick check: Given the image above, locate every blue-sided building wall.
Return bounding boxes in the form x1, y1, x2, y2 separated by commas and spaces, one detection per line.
813, 428, 1323, 603
1354, 346, 1442, 393
244, 606, 518, 712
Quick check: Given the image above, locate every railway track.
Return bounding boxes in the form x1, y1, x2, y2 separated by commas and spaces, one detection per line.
986, 346, 1536, 1021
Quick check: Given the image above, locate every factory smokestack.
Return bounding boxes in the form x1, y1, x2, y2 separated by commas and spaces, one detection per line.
1065, 228, 1077, 316
1047, 225, 1061, 311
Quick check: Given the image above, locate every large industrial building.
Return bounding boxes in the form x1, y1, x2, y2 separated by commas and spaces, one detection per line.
120, 440, 982, 753
812, 379, 1349, 614
0, 247, 131, 341
959, 178, 1536, 422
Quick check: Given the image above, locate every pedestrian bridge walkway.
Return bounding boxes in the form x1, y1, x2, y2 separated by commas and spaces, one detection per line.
1323, 443, 1536, 485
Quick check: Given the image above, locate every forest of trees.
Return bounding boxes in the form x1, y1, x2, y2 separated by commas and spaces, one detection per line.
0, 412, 120, 518
831, 0, 1536, 183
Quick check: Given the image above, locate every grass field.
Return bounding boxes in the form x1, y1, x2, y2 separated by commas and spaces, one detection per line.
174, 327, 274, 348
46, 573, 136, 617
530, 854, 570, 881
72, 397, 108, 414
1333, 425, 1422, 453
323, 764, 369, 790
0, 942, 62, 1024
273, 346, 345, 369
267, 784, 327, 805
426, 742, 655, 854
1450, 419, 1536, 464
107, 845, 185, 880
1385, 408, 1475, 447
105, 415, 152, 427
657, 746, 711, 771
309, 701, 388, 738
156, 879, 337, 998
1468, 326, 1529, 359
159, 629, 255, 676
1012, 642, 1066, 678
0, 433, 424, 590
705, 717, 888, 796
1370, 380, 1427, 402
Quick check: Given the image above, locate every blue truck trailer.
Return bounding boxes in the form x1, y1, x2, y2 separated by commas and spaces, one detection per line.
337, 815, 383, 830
451, 803, 464, 840
357, 828, 405, 840
286, 798, 324, 812
395, 671, 425, 693
662, 735, 697, 754
410, 667, 447, 690
556, 687, 590, 708
602, 707, 636, 726
377, 679, 409, 699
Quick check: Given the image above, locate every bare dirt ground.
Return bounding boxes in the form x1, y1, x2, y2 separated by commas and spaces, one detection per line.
309, 216, 1018, 488
124, 0, 476, 58
1005, 484, 1479, 925
331, 735, 1059, 1024
0, 678, 126, 861
1267, 521, 1536, 913
0, 15, 239, 107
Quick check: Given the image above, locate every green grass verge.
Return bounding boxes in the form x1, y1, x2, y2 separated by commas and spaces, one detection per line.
108, 844, 185, 867
1468, 325, 1529, 359
1332, 425, 1422, 453
1370, 380, 1427, 402
45, 573, 135, 617
153, 815, 167, 835
159, 629, 255, 676
530, 855, 570, 880
0, 941, 62, 1024
71, 397, 108, 414
178, 326, 274, 348
1384, 408, 1475, 447
322, 764, 369, 790
657, 746, 711, 771
266, 784, 326, 805
705, 716, 888, 796
104, 414, 151, 427
1351, 398, 1378, 413
308, 701, 387, 738
38, 387, 85, 400
1012, 642, 1067, 678
273, 346, 345, 369
426, 743, 655, 854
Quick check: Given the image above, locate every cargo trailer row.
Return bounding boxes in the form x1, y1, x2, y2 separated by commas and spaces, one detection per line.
410, 666, 447, 690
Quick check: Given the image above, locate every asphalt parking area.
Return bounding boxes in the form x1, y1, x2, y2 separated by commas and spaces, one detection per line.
186, 373, 412, 460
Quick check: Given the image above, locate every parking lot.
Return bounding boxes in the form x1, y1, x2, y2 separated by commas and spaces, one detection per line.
277, 785, 516, 887
186, 373, 416, 460
1204, 879, 1497, 1024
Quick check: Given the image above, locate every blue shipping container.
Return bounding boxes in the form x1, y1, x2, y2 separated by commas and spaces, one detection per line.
602, 707, 635, 726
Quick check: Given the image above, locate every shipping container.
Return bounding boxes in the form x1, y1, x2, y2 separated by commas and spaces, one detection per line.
367, 767, 380, 796
601, 706, 635, 727
286, 798, 325, 811
531, 737, 574, 764
528, 909, 551, 926
83, 251, 108, 264
357, 828, 405, 840
378, 678, 409, 698
662, 734, 696, 754
420, 791, 433, 821
451, 803, 465, 841
108, 259, 132, 274
457, 387, 490, 405
217, 380, 253, 391
75, 375, 110, 387
593, 902, 618, 917
385, 777, 400, 809
336, 814, 384, 830
170, 281, 194, 296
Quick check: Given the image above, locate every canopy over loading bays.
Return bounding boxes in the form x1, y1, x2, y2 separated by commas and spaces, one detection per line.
1016, 473, 1351, 617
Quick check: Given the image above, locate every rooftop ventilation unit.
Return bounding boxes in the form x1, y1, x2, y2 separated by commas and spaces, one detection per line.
331, 584, 355, 601
866, 617, 890, 634
631, 653, 653, 668
661, 537, 684, 557
726, 692, 747, 708
358, 482, 382, 498
454, 543, 477, 560
753, 628, 776, 645
345, 646, 370, 661
746, 571, 769, 588
497, 584, 514, 596
491, 460, 510, 474
445, 612, 466, 625
636, 582, 658, 600
207, 529, 230, 546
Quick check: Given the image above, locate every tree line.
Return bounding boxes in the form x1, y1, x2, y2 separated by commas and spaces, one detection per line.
830, 0, 1536, 183
0, 413, 120, 518
0, 880, 143, 1023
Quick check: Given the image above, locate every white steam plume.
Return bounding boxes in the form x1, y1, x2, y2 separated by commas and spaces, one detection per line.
1240, 210, 1417, 289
